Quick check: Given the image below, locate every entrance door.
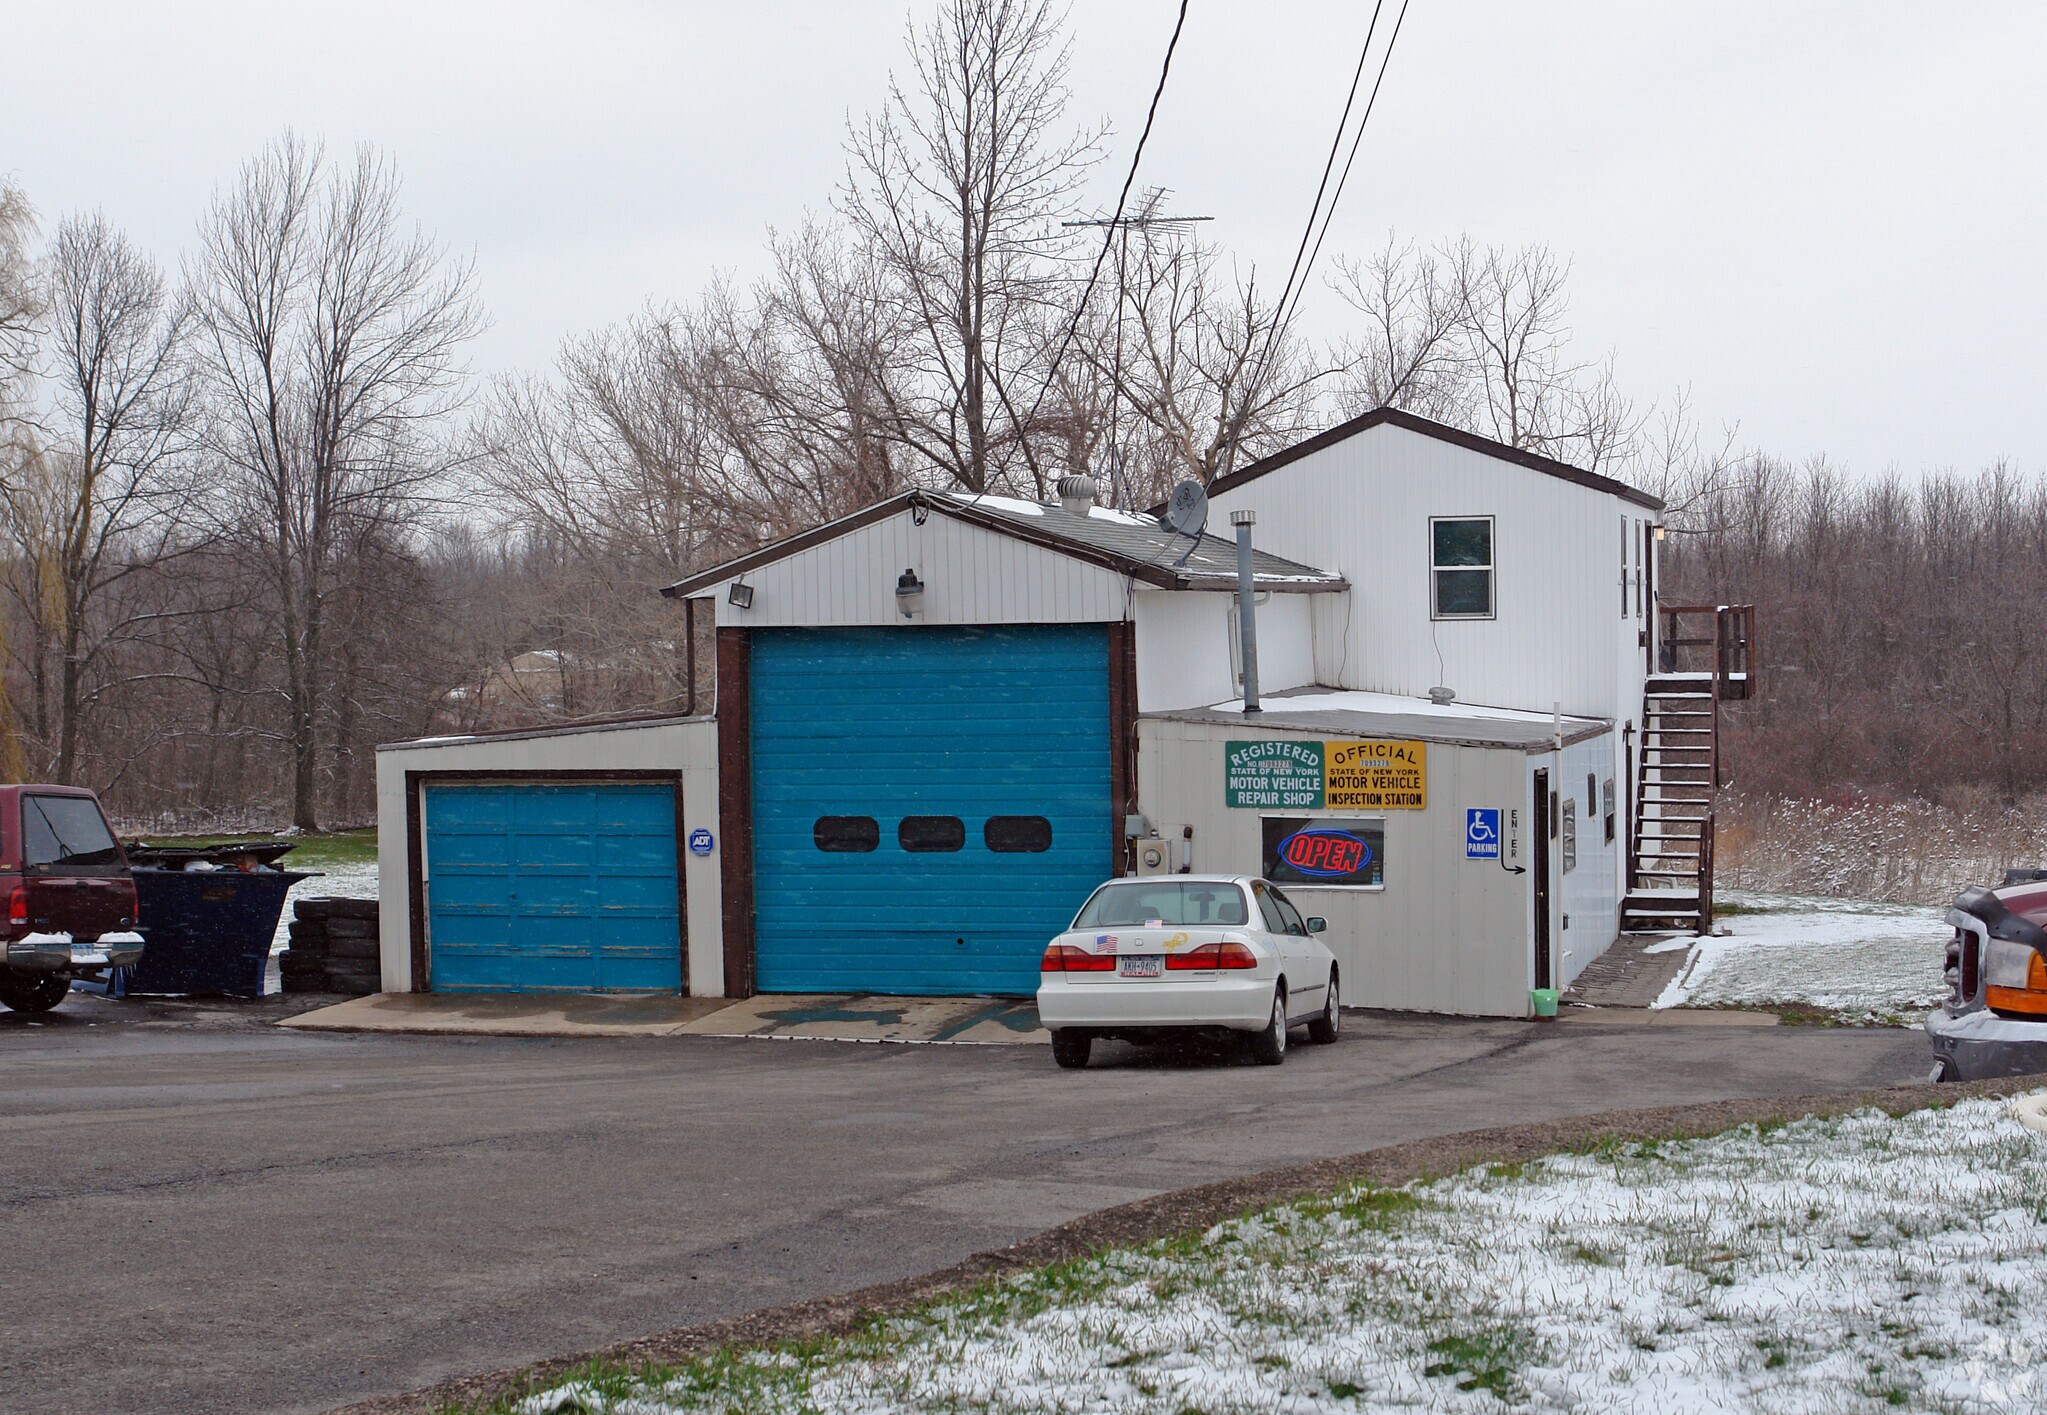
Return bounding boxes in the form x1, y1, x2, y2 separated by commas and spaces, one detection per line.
1531, 769, 1553, 990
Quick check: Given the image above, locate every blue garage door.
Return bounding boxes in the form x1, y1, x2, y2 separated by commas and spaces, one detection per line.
423, 782, 682, 992
752, 625, 1111, 995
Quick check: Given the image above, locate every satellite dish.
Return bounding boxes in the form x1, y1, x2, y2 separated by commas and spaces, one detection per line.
1161, 480, 1209, 538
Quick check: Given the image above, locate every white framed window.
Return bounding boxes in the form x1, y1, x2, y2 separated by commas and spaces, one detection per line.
1431, 516, 1494, 620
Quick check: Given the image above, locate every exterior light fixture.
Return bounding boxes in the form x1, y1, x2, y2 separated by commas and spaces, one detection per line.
895, 568, 925, 619
1654, 525, 1667, 542
727, 580, 754, 609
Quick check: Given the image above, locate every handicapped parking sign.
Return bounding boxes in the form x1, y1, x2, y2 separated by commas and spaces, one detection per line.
1465, 808, 1501, 861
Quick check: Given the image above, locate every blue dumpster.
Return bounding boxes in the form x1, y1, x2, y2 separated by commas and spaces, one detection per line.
122, 844, 313, 998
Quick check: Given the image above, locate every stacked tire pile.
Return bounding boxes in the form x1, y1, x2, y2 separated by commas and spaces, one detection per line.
280, 897, 382, 996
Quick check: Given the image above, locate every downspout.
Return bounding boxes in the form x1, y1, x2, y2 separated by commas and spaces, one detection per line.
1233, 509, 1260, 714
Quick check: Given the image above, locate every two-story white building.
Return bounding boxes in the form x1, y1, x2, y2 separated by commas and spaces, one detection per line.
373, 408, 1754, 1016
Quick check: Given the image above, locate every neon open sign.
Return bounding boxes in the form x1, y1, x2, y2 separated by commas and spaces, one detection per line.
1277, 827, 1372, 878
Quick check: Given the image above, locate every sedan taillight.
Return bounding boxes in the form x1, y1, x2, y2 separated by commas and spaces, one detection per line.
1166, 940, 1259, 970
1041, 943, 1115, 973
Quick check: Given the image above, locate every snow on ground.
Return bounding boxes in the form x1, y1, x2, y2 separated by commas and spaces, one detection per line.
518, 1099, 2047, 1415
1652, 890, 1950, 1023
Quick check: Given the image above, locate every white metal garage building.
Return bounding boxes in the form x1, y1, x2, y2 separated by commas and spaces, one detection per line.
376, 408, 1754, 1015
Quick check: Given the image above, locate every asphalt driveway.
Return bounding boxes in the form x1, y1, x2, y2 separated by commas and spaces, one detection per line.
0, 1003, 1929, 1413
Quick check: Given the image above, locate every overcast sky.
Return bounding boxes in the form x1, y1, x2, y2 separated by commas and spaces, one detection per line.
4, 1, 2040, 476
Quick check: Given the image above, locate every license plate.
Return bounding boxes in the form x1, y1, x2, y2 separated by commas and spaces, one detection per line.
1120, 955, 1163, 977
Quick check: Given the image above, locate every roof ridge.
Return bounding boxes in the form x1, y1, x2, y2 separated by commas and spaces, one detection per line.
1160, 406, 1664, 513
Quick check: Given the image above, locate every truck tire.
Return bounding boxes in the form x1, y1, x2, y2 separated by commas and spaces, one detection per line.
0, 972, 71, 1013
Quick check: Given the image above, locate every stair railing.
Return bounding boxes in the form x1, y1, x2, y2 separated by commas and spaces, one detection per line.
1698, 810, 1716, 934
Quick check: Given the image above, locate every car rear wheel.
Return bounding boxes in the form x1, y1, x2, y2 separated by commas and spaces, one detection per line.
1051, 1030, 1092, 1070
1248, 985, 1287, 1065
1308, 970, 1340, 1044
0, 972, 70, 1014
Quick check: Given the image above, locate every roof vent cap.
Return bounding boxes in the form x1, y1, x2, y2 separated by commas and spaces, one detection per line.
1428, 686, 1457, 705
1056, 474, 1097, 516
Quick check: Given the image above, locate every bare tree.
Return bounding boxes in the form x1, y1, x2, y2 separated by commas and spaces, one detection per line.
0, 178, 39, 779
1328, 235, 1642, 473
838, 0, 1102, 495
1443, 238, 1640, 471
1080, 228, 1321, 497
189, 135, 480, 828
1328, 238, 1462, 419
0, 212, 197, 783
0, 178, 36, 407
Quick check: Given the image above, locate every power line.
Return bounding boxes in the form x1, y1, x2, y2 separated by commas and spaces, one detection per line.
1021, 0, 1191, 481
1275, 0, 1412, 346
1234, 0, 1411, 469
1255, 0, 1388, 379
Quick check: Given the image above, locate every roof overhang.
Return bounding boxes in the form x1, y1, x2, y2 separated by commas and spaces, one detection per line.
1173, 406, 1666, 514
660, 490, 1347, 600
1144, 687, 1612, 754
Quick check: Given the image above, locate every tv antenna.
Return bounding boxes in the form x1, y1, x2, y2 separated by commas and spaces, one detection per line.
1063, 188, 1212, 509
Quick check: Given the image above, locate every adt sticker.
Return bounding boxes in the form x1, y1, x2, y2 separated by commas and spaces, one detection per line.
688, 828, 715, 857
1465, 808, 1501, 861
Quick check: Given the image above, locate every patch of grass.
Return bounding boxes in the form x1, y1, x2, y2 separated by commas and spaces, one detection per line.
1332, 1186, 1433, 1230
129, 828, 378, 870
1422, 1323, 1540, 1402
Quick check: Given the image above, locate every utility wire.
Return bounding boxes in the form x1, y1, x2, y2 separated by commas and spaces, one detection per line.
1242, 0, 1411, 447
1274, 0, 1412, 346
1021, 0, 1191, 475
1254, 0, 1387, 380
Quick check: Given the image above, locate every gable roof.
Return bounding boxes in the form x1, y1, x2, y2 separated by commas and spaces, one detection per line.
658, 489, 1347, 600
1201, 406, 1665, 513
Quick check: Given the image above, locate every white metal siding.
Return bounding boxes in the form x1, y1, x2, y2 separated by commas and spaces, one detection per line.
1135, 717, 1537, 1017
711, 508, 1133, 628
1209, 422, 1641, 720
374, 719, 723, 995
1133, 590, 1316, 712
1548, 731, 1622, 985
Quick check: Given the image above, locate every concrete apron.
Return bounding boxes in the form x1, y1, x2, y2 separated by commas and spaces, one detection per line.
278, 991, 1048, 1044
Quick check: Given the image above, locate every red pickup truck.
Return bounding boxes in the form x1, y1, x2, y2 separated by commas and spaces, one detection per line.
0, 784, 143, 1014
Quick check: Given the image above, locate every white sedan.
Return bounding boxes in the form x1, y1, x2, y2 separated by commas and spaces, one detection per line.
1036, 873, 1341, 1069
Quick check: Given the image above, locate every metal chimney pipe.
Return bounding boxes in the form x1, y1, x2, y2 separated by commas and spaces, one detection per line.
1232, 509, 1260, 713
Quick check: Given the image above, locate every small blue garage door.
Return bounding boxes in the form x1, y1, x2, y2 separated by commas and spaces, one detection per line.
751, 625, 1111, 996
423, 782, 682, 993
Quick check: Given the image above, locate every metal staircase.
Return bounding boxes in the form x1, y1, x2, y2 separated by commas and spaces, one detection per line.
1623, 605, 1756, 934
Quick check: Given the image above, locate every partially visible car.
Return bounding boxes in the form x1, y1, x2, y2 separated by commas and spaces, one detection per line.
0, 785, 143, 1015
1927, 878, 2047, 1081
1036, 873, 1340, 1069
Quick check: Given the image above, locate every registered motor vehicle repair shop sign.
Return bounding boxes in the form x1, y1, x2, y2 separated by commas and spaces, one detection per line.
1225, 740, 1325, 809
1226, 739, 1426, 810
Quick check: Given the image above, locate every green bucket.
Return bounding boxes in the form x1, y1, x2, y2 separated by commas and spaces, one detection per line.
1530, 988, 1560, 1019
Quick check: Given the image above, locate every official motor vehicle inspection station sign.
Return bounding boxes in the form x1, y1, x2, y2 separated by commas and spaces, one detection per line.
1325, 739, 1427, 809
1225, 738, 1427, 811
